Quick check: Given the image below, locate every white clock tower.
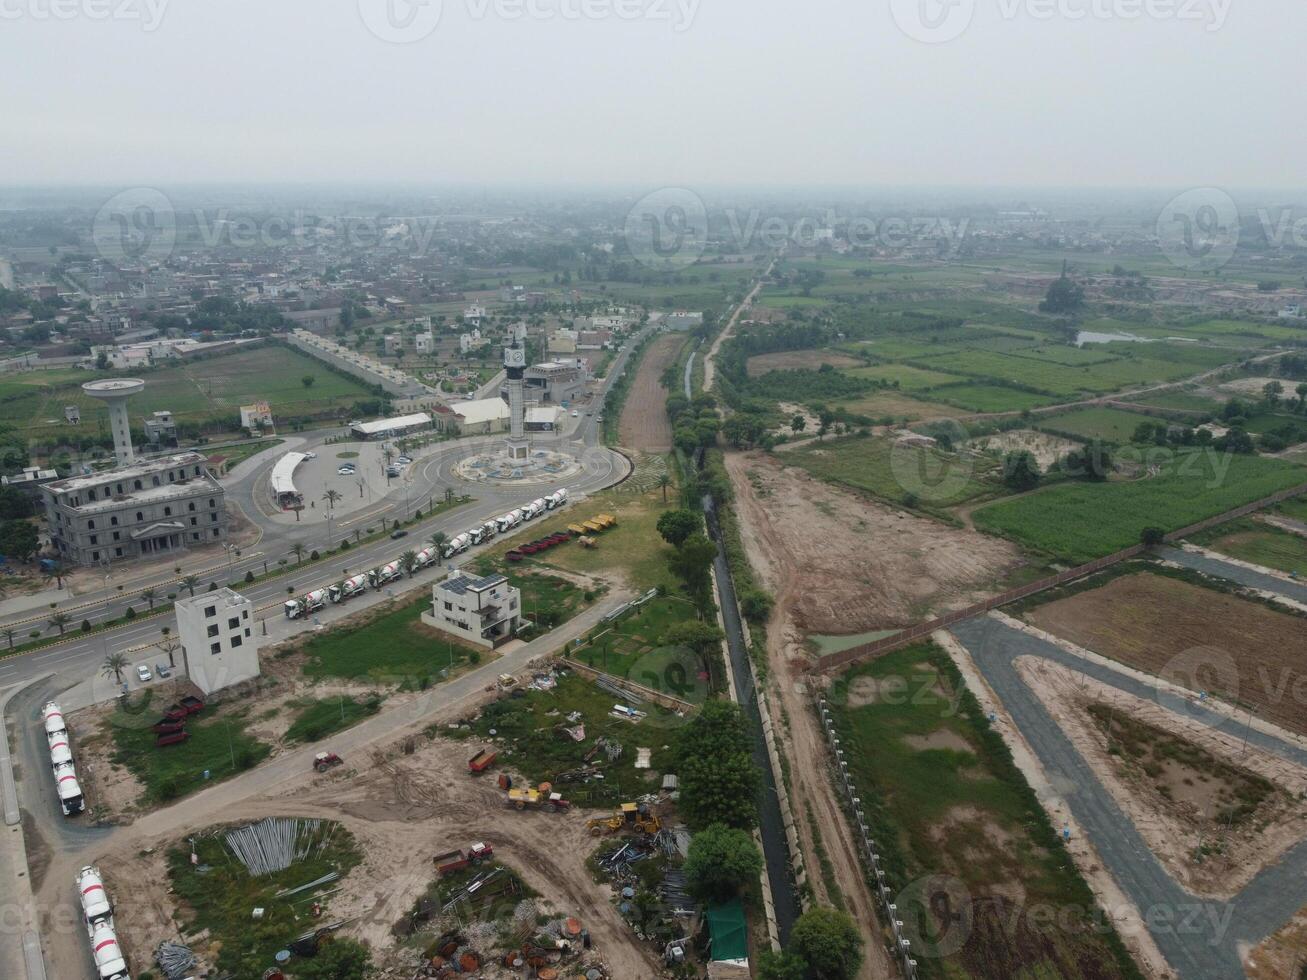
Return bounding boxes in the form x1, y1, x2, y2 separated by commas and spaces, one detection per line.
503, 342, 529, 463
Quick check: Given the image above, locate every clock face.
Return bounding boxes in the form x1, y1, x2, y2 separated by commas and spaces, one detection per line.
504, 348, 526, 368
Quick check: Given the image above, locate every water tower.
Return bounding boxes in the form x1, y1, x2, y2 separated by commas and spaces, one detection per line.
83, 378, 145, 466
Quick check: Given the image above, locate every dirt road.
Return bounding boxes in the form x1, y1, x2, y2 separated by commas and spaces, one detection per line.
703, 263, 771, 392
618, 332, 685, 452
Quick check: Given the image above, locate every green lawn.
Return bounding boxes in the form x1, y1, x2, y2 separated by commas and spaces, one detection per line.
828, 644, 1141, 979
973, 451, 1307, 563
572, 595, 708, 705
103, 696, 271, 804
285, 694, 383, 742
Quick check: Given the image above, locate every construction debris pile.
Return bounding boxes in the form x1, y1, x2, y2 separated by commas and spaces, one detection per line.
154, 941, 196, 980
594, 827, 697, 947
224, 817, 338, 876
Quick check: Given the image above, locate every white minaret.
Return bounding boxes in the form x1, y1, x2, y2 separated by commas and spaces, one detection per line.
83, 378, 145, 466
503, 342, 529, 462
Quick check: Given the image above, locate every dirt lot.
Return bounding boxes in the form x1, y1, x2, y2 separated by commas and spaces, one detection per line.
1246, 906, 1307, 980
1025, 572, 1307, 737
56, 724, 663, 980
618, 332, 684, 452
969, 429, 1081, 470
726, 451, 1024, 636
744, 349, 863, 377
1015, 656, 1307, 899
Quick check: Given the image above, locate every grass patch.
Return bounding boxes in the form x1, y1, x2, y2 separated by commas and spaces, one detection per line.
973, 450, 1306, 563
928, 383, 1061, 413
571, 595, 707, 705
167, 819, 362, 977
828, 643, 1142, 979
285, 694, 384, 742
1036, 407, 1162, 443
1188, 517, 1307, 575
105, 699, 271, 804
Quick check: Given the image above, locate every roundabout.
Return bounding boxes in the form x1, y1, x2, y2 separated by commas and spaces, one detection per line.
452, 445, 586, 485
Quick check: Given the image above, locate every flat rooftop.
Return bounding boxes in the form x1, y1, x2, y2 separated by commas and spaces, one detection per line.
44, 452, 211, 494
439, 573, 508, 596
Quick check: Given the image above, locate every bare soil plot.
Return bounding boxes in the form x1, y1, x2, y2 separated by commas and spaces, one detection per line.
1025, 572, 1307, 736
969, 429, 1081, 470
1015, 656, 1307, 899
618, 332, 684, 452
744, 348, 863, 377
725, 450, 1024, 635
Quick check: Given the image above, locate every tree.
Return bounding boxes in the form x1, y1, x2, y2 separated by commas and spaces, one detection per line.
0, 520, 39, 560
788, 906, 863, 980
685, 824, 763, 901
738, 588, 773, 623
48, 612, 70, 636
665, 619, 725, 681
429, 530, 448, 554
1039, 263, 1085, 314
1002, 450, 1041, 492
101, 652, 128, 685
322, 489, 343, 510
1264, 380, 1284, 407
292, 938, 372, 980
1, 628, 15, 650
758, 950, 808, 980
399, 549, 419, 576
667, 534, 717, 600
1217, 426, 1255, 454
656, 509, 700, 548
1132, 421, 1156, 444
0, 486, 34, 520
302, 374, 316, 389
290, 543, 307, 565
1140, 526, 1166, 547
676, 701, 760, 831
1296, 382, 1307, 412
657, 473, 672, 504
140, 587, 157, 611
181, 574, 200, 597
1060, 440, 1113, 481
158, 637, 180, 668
791, 414, 807, 435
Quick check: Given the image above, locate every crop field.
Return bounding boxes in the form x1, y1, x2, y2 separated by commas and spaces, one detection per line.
927, 383, 1061, 413
1130, 388, 1227, 413
1025, 572, 1307, 737
0, 345, 375, 438
972, 450, 1307, 562
828, 643, 1141, 979
745, 348, 864, 377
844, 363, 966, 390
1188, 518, 1307, 576
786, 432, 1002, 509
832, 389, 960, 422
1037, 407, 1162, 443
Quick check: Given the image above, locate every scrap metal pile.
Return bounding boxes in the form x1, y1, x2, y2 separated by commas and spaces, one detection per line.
223, 817, 338, 876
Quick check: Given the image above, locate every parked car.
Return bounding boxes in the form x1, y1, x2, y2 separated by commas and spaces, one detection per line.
304, 451, 317, 460
390, 529, 408, 539
397, 455, 413, 464
571, 410, 579, 417
155, 663, 172, 678
348, 420, 362, 427
136, 665, 153, 683
337, 465, 355, 475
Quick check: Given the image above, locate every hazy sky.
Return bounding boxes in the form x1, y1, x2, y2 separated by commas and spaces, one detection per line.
1, 0, 1302, 189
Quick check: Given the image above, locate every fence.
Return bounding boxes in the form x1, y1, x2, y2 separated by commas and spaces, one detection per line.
814, 479, 1307, 673
815, 693, 918, 979
559, 657, 698, 715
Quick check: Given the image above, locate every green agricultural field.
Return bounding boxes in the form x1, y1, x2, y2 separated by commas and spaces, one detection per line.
927, 383, 1060, 413
1037, 407, 1161, 443
787, 432, 1002, 509
1276, 497, 1307, 522
973, 451, 1307, 563
828, 644, 1141, 980
1130, 389, 1226, 413
1188, 518, 1307, 576
844, 363, 967, 391
1, 344, 376, 439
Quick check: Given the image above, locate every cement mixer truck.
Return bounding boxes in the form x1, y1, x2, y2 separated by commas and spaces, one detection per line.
285, 588, 328, 619
545, 488, 568, 509
54, 761, 85, 816
368, 560, 404, 588
413, 545, 440, 568
76, 866, 114, 927
87, 918, 130, 980
330, 574, 369, 604
43, 701, 66, 737
49, 733, 73, 769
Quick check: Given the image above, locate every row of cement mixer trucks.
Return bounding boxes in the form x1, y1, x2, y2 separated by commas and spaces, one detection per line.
42, 701, 85, 817
76, 864, 132, 979
284, 489, 569, 618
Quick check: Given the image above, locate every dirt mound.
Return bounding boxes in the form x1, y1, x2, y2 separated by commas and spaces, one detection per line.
725, 450, 1024, 634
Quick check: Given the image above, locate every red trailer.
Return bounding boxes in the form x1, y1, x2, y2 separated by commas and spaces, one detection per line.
506, 550, 524, 563
468, 748, 497, 774
179, 695, 205, 715
155, 731, 190, 747
432, 842, 494, 875
152, 719, 185, 735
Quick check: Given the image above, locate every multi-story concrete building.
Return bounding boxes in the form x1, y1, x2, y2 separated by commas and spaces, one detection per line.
423, 571, 522, 649
522, 359, 588, 404
41, 452, 228, 565
175, 588, 260, 695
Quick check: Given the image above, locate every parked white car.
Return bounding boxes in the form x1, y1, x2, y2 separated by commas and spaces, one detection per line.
136, 665, 153, 683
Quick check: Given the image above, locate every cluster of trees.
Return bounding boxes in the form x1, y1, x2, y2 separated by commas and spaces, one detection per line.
657, 508, 719, 613
187, 296, 289, 335
1039, 266, 1086, 315
675, 700, 760, 832
666, 391, 722, 455
758, 907, 864, 980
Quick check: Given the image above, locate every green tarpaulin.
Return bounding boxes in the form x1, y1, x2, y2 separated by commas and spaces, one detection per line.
706, 897, 748, 962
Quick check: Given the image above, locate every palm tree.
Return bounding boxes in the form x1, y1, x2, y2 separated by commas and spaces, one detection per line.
2, 628, 15, 650
141, 587, 157, 611
657, 473, 671, 504
429, 531, 448, 554
399, 549, 419, 576
157, 637, 180, 669
322, 489, 342, 510
290, 543, 307, 565
356, 478, 367, 498
48, 612, 70, 636
181, 574, 200, 598
101, 652, 128, 685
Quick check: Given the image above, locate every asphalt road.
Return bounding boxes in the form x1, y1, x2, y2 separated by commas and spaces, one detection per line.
1159, 545, 1307, 605
950, 615, 1307, 980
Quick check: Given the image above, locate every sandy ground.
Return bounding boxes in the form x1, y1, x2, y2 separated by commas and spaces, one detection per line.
771, 402, 821, 440
56, 722, 663, 980
1014, 656, 1307, 899
936, 632, 1174, 980
725, 451, 1023, 635
1219, 376, 1285, 397
969, 429, 1081, 470
618, 332, 684, 452
1245, 906, 1307, 979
